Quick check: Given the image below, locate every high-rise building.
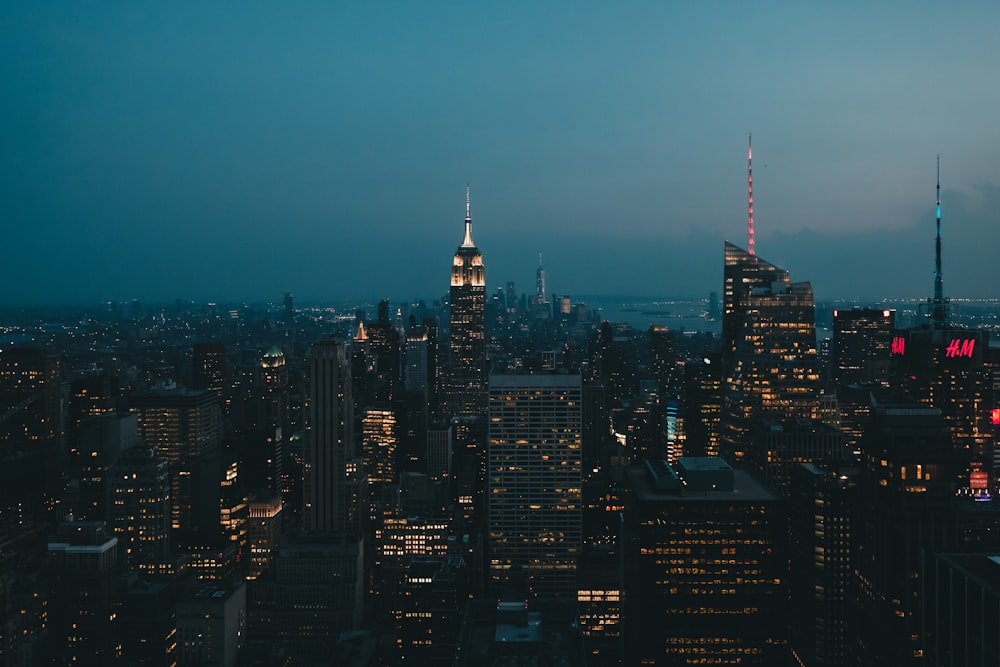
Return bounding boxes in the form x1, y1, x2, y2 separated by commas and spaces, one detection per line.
746, 418, 851, 497
623, 458, 789, 665
47, 519, 122, 665
832, 308, 895, 387
304, 338, 357, 534
891, 327, 993, 494
925, 553, 1000, 666
368, 299, 402, 402
192, 342, 227, 396
130, 389, 221, 532
854, 397, 957, 663
0, 347, 63, 501
488, 372, 582, 598
248, 536, 365, 654
258, 346, 289, 433
682, 353, 722, 458
446, 188, 487, 418
177, 583, 246, 667
530, 254, 549, 320
77, 412, 139, 520
362, 404, 399, 487
887, 159, 995, 494
788, 463, 857, 667
722, 242, 819, 461
106, 444, 172, 576
247, 495, 282, 580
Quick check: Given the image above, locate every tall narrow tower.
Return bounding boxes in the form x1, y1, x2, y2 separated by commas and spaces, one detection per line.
304, 338, 356, 533
446, 187, 487, 418
930, 155, 949, 328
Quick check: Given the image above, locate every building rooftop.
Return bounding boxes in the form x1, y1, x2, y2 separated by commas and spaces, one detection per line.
629, 461, 777, 503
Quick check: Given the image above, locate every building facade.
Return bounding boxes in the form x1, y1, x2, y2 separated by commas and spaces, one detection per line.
488, 372, 582, 598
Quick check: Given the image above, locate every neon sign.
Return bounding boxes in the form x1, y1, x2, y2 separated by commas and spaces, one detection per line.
992, 408, 1000, 426
891, 336, 905, 355
944, 338, 975, 359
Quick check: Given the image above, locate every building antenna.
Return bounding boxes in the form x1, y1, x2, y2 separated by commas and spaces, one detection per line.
747, 134, 755, 256
461, 183, 475, 248
931, 155, 947, 327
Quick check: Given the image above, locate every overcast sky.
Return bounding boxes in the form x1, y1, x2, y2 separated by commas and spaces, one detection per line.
3, 2, 998, 306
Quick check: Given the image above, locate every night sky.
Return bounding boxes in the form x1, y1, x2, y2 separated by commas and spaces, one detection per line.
4, 2, 999, 306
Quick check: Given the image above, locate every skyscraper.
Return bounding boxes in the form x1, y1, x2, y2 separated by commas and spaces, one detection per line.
488, 372, 582, 598
832, 308, 895, 387
722, 242, 819, 460
106, 444, 172, 576
624, 458, 788, 665
890, 160, 995, 494
304, 338, 356, 534
446, 188, 487, 418
129, 388, 221, 532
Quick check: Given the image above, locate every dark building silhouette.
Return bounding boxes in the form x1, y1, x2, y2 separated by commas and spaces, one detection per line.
623, 458, 789, 665
925, 552, 1000, 666
682, 353, 722, 458
192, 342, 228, 396
130, 389, 221, 534
0, 347, 64, 502
304, 338, 357, 534
77, 412, 138, 520
106, 443, 172, 576
891, 326, 993, 495
831, 307, 895, 387
789, 462, 857, 667
854, 397, 958, 663
47, 519, 121, 666
746, 418, 851, 497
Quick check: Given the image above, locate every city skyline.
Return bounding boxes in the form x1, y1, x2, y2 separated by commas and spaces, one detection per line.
3, 3, 1000, 305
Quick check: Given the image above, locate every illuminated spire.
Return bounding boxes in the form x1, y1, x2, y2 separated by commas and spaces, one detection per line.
931, 155, 948, 327
461, 184, 475, 248
747, 133, 755, 256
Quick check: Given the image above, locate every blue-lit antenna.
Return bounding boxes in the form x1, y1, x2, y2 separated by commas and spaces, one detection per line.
931, 155, 948, 327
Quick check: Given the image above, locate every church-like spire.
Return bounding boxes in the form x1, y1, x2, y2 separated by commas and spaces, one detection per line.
461, 184, 476, 248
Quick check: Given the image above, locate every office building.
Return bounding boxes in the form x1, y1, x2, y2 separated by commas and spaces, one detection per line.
177, 583, 246, 667
0, 347, 63, 499
106, 444, 172, 576
788, 463, 857, 667
129, 389, 221, 533
77, 412, 138, 520
832, 308, 895, 387
624, 458, 788, 665
854, 397, 957, 663
192, 342, 227, 395
47, 519, 121, 665
488, 372, 582, 598
925, 553, 1000, 666
304, 338, 357, 534
722, 242, 819, 461
891, 326, 993, 494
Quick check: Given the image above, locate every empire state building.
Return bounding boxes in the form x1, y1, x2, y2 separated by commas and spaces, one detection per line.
446, 187, 487, 418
